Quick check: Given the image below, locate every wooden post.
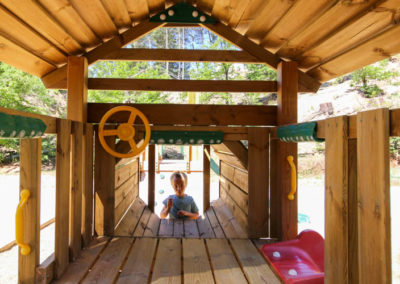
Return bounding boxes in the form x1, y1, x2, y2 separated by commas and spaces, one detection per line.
94, 129, 115, 236
357, 109, 391, 283
67, 56, 88, 122
203, 145, 211, 211
148, 145, 155, 212
55, 119, 71, 278
325, 116, 350, 283
82, 123, 94, 246
348, 139, 358, 284
69, 121, 83, 261
19, 138, 41, 284
270, 61, 298, 240
248, 128, 269, 238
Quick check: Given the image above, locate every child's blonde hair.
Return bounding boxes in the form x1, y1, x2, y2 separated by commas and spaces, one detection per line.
170, 171, 188, 187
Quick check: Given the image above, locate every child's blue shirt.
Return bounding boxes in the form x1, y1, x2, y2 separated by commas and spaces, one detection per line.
163, 194, 199, 219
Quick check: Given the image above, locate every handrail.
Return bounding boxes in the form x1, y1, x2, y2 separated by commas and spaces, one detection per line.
287, 156, 297, 201
16, 189, 31, 255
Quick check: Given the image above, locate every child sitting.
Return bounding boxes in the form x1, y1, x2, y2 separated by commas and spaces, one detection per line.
160, 171, 199, 220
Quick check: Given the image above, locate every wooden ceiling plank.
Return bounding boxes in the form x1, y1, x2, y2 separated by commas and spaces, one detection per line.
196, 0, 216, 14
277, 0, 384, 60
124, 0, 150, 23
38, 0, 101, 48
0, 6, 67, 66
147, 0, 166, 16
259, 0, 335, 53
100, 0, 132, 29
211, 0, 239, 25
227, 0, 249, 28
41, 21, 163, 88
233, 0, 265, 34
298, 1, 400, 71
87, 78, 277, 92
68, 0, 118, 39
87, 103, 277, 126
102, 48, 261, 63
307, 24, 400, 82
0, 35, 55, 77
202, 22, 321, 92
244, 0, 296, 43
1, 0, 83, 54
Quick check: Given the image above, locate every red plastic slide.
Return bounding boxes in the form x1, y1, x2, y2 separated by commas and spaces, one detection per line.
261, 230, 324, 284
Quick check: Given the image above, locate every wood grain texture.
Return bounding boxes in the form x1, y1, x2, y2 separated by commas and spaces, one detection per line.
221, 141, 248, 170
184, 220, 200, 238
174, 219, 184, 238
114, 198, 145, 236
270, 61, 298, 241
357, 109, 391, 284
212, 199, 246, 238
19, 138, 41, 284
55, 119, 71, 278
325, 116, 349, 284
117, 238, 157, 284
206, 239, 247, 284
67, 56, 88, 122
82, 124, 94, 246
230, 239, 280, 284
54, 237, 109, 284
183, 239, 214, 284
69, 122, 83, 261
159, 219, 174, 237
205, 207, 225, 238
247, 127, 269, 238
36, 253, 54, 284
348, 139, 358, 284
197, 214, 215, 238
94, 128, 116, 236
133, 207, 152, 237
203, 145, 211, 211
143, 213, 161, 237
148, 144, 156, 212
219, 176, 248, 214
88, 103, 277, 126
81, 237, 133, 283
151, 238, 181, 284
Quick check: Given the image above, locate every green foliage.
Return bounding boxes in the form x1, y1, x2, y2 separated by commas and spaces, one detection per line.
351, 64, 398, 98
390, 137, 400, 161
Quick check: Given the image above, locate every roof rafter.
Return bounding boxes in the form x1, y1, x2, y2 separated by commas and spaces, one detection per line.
202, 22, 321, 93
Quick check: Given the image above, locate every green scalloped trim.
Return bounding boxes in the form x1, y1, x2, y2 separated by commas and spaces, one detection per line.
149, 131, 223, 145
0, 112, 47, 139
150, 2, 216, 24
277, 122, 324, 142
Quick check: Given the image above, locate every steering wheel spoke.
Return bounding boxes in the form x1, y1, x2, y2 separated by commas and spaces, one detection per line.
129, 139, 138, 151
103, 129, 118, 136
128, 112, 137, 124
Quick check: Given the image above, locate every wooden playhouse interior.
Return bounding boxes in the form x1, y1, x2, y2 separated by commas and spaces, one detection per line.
1, 1, 400, 283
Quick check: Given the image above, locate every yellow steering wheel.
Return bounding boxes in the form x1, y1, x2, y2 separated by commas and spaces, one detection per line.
98, 106, 151, 158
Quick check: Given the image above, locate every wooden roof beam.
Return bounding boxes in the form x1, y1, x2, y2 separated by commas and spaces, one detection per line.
201, 22, 321, 93
101, 48, 262, 63
41, 20, 164, 88
88, 103, 277, 126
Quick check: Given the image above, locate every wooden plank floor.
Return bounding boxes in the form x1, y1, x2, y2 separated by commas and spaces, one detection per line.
115, 198, 247, 239
57, 237, 281, 284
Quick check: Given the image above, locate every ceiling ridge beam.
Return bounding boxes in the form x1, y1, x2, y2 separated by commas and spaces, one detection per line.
101, 48, 261, 63
41, 20, 164, 88
201, 22, 321, 92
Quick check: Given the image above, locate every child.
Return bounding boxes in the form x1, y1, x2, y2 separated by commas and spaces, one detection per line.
160, 171, 199, 220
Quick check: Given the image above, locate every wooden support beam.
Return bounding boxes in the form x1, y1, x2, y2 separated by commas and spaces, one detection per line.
47, 78, 277, 92
348, 139, 358, 284
248, 128, 269, 238
0, 106, 56, 134
357, 109, 391, 283
36, 254, 54, 284
325, 116, 350, 284
148, 145, 156, 212
101, 48, 261, 63
67, 56, 88, 122
88, 103, 277, 126
41, 21, 164, 89
222, 141, 248, 170
82, 123, 94, 246
270, 61, 298, 241
69, 122, 83, 261
203, 145, 211, 211
19, 138, 41, 284
55, 119, 71, 278
94, 129, 116, 236
202, 22, 321, 93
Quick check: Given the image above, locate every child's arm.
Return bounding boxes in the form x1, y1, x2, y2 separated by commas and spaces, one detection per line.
160, 198, 173, 219
177, 210, 199, 220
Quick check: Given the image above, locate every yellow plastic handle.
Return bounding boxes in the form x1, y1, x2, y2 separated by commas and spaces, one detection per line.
287, 156, 297, 200
16, 189, 31, 255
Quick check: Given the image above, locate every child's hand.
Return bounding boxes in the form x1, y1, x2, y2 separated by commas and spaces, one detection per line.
177, 210, 189, 216
167, 198, 173, 209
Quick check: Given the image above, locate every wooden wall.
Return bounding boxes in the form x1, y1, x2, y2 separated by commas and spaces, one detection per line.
114, 157, 140, 227
219, 161, 249, 233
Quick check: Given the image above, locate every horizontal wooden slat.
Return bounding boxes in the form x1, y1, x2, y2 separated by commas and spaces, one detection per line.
220, 188, 248, 232
88, 103, 277, 126
115, 160, 139, 188
115, 174, 138, 209
49, 78, 277, 92
220, 176, 249, 214
213, 151, 247, 170
102, 48, 262, 63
